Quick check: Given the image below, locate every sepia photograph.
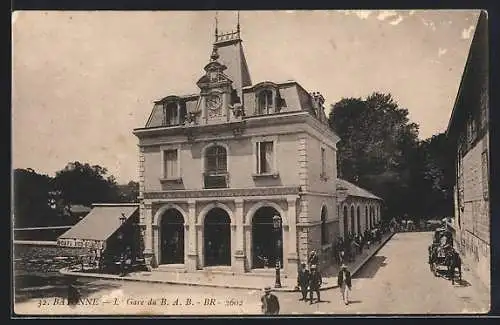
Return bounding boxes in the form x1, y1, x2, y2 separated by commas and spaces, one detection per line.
12, 10, 490, 316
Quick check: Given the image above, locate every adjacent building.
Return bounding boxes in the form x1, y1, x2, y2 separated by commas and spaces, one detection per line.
446, 11, 489, 289
132, 20, 382, 277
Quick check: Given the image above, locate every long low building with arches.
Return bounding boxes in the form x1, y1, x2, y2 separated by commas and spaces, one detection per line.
131, 21, 384, 278
337, 179, 383, 239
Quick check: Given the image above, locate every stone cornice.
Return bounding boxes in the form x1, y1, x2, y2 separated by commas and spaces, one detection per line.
143, 186, 300, 200
133, 112, 309, 139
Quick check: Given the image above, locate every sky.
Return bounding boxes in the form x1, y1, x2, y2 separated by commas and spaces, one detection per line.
12, 10, 480, 183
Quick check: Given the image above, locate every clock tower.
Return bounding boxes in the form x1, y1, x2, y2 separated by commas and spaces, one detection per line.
196, 46, 238, 124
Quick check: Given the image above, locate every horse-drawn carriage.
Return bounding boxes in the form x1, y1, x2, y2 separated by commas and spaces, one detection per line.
428, 227, 462, 284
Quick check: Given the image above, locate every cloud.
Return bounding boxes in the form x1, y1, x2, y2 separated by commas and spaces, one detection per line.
421, 18, 437, 31
339, 10, 372, 20
461, 25, 475, 39
389, 16, 404, 26
377, 10, 398, 21
438, 48, 448, 57
354, 10, 372, 19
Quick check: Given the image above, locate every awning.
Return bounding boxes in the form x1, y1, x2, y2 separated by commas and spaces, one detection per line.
57, 204, 138, 249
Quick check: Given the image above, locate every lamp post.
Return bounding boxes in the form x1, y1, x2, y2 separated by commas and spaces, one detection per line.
117, 213, 127, 248
272, 214, 282, 288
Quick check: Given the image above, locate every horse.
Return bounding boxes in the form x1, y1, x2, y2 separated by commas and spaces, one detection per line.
445, 249, 462, 285
428, 244, 438, 276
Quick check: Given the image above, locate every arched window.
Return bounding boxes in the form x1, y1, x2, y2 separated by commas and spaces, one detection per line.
204, 145, 228, 189
343, 206, 348, 238
357, 206, 361, 235
320, 207, 327, 245
257, 90, 273, 115
205, 146, 227, 175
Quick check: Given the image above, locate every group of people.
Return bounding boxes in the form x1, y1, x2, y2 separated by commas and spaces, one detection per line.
333, 226, 384, 266
261, 259, 354, 315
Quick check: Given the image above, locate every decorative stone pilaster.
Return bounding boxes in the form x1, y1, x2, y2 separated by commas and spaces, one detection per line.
286, 196, 299, 278
233, 199, 246, 273
298, 135, 308, 192
186, 200, 197, 271
142, 202, 155, 270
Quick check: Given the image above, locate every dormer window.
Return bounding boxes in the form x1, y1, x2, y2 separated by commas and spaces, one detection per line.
254, 82, 284, 116
163, 101, 187, 126
257, 89, 273, 115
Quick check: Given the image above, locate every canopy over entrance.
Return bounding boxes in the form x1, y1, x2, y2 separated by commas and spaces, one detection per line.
57, 204, 139, 250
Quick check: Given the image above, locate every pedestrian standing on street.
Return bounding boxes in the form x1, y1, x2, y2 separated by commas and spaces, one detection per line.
337, 264, 352, 305
308, 265, 322, 304
261, 286, 280, 315
297, 263, 310, 302
308, 250, 319, 268
67, 276, 81, 306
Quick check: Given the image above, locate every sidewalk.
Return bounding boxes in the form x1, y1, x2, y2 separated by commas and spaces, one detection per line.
60, 232, 394, 292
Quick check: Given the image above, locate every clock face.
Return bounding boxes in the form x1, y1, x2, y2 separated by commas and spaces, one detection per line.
206, 94, 222, 111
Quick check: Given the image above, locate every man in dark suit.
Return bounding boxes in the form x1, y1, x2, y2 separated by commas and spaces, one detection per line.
337, 264, 352, 305
297, 263, 310, 301
261, 287, 280, 315
308, 265, 322, 304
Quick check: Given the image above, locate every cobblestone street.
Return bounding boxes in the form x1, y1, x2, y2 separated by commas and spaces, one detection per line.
14, 232, 489, 315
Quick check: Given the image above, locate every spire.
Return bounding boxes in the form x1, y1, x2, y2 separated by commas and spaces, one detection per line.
215, 11, 218, 40
237, 11, 240, 34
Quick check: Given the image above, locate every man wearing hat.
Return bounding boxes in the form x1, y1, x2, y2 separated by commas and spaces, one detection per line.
308, 264, 322, 304
337, 264, 352, 305
261, 286, 280, 315
297, 263, 310, 302
308, 250, 319, 268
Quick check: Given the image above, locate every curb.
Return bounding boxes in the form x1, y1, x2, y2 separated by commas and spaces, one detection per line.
60, 232, 395, 292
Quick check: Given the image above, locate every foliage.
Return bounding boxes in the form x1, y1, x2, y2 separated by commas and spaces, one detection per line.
53, 162, 120, 206
14, 162, 137, 227
117, 181, 140, 203
13, 168, 55, 227
328, 92, 453, 220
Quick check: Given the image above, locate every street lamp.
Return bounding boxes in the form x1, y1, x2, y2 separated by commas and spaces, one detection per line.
272, 214, 282, 288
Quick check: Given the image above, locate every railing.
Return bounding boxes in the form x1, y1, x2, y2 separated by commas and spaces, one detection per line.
215, 31, 240, 43
203, 172, 228, 189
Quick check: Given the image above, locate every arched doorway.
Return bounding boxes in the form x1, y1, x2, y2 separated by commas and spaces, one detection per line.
343, 206, 348, 238
252, 207, 283, 269
160, 209, 185, 264
365, 206, 369, 232
350, 206, 355, 235
204, 208, 231, 266
370, 207, 373, 229
357, 206, 361, 235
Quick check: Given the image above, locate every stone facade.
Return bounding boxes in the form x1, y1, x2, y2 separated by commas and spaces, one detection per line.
133, 21, 382, 277
447, 11, 490, 289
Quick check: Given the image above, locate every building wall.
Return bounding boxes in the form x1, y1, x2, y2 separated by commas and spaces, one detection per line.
306, 133, 337, 194
455, 133, 490, 288
141, 126, 304, 192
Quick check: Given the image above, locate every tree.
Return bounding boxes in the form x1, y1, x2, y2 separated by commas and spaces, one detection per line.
328, 92, 420, 219
117, 181, 140, 203
53, 162, 121, 206
411, 133, 455, 218
328, 92, 454, 220
13, 168, 56, 227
